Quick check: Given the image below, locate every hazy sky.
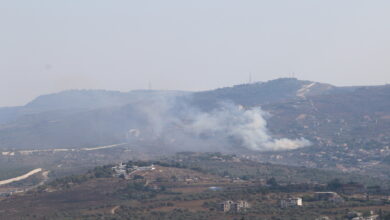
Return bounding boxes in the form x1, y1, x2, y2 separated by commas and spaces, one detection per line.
1, 1, 389, 107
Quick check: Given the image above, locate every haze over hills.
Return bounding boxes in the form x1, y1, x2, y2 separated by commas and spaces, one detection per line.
0, 90, 188, 124
0, 78, 387, 147
0, 78, 389, 177
0, 78, 313, 149
1, 78, 390, 220
2, 1, 390, 218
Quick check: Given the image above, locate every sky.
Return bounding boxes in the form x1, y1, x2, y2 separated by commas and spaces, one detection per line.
0, 0, 389, 107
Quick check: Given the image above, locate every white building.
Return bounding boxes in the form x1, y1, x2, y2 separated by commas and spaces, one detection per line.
219, 200, 250, 212
280, 197, 302, 208
112, 162, 127, 178
135, 165, 155, 171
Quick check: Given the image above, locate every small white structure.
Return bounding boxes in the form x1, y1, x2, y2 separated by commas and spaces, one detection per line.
219, 200, 234, 212
280, 197, 302, 208
349, 210, 379, 220
112, 162, 127, 178
233, 200, 250, 212
219, 200, 250, 212
135, 165, 155, 171
112, 163, 156, 179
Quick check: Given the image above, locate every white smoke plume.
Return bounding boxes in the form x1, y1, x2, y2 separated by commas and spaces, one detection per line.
129, 97, 311, 152
186, 103, 310, 151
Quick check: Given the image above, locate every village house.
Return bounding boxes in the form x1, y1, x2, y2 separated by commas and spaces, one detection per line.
133, 165, 155, 171
280, 197, 302, 208
315, 192, 344, 203
112, 163, 156, 179
219, 200, 250, 212
112, 162, 128, 178
232, 200, 250, 212
348, 211, 379, 220
219, 200, 234, 212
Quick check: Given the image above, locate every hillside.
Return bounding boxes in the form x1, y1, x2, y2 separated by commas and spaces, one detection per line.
0, 78, 358, 149
0, 78, 389, 178
1, 153, 389, 220
252, 85, 390, 177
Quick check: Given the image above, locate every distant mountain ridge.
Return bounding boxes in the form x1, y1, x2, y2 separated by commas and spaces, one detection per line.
25, 89, 189, 111
0, 89, 189, 125
190, 78, 339, 109
0, 78, 388, 151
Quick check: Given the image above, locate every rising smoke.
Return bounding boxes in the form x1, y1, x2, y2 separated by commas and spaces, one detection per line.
128, 97, 311, 152
187, 103, 310, 151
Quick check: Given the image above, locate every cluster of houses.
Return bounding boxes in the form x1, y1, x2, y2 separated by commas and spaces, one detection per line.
347, 211, 379, 220
112, 163, 127, 178
112, 162, 155, 179
280, 191, 346, 208
219, 200, 250, 212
